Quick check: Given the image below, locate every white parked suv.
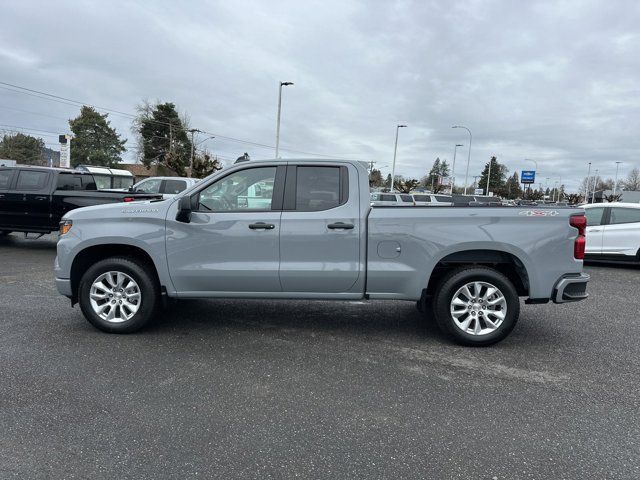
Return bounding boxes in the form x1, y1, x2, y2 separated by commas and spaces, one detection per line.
131, 177, 199, 197
584, 202, 640, 262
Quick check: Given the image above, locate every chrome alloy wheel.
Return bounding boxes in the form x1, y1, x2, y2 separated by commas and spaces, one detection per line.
450, 281, 507, 336
89, 271, 141, 323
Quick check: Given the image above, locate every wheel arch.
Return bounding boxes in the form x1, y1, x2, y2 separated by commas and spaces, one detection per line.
423, 249, 530, 299
70, 244, 162, 304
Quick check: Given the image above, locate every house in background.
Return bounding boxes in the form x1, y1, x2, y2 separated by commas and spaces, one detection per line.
117, 163, 180, 180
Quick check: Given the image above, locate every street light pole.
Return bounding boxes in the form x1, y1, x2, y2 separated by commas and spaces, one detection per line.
452, 126, 472, 194
390, 124, 407, 191
591, 168, 599, 203
613, 161, 622, 195
450, 143, 463, 194
275, 81, 294, 158
584, 162, 591, 203
486, 158, 492, 196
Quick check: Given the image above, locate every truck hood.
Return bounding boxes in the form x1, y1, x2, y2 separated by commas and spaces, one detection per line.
63, 197, 175, 221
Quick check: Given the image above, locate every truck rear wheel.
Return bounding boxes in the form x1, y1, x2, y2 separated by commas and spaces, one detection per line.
432, 267, 519, 346
78, 257, 159, 333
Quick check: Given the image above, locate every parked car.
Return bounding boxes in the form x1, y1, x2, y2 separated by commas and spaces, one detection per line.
370, 192, 415, 206
584, 203, 640, 263
0, 166, 161, 235
412, 193, 453, 206
55, 159, 589, 346
130, 176, 199, 197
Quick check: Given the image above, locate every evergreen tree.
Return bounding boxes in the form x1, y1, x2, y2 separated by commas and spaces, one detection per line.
69, 106, 127, 167
134, 102, 192, 176
369, 168, 384, 188
478, 156, 507, 195
503, 172, 523, 199
385, 173, 392, 190
191, 150, 222, 178
0, 132, 46, 165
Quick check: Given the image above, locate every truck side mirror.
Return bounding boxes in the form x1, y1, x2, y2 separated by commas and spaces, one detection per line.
176, 195, 193, 223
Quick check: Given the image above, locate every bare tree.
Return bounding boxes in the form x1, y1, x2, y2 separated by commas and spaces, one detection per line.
622, 167, 640, 191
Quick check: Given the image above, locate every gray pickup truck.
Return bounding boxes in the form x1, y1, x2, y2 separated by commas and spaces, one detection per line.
54, 159, 589, 346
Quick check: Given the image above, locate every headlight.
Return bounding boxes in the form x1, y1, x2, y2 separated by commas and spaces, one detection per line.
59, 220, 73, 235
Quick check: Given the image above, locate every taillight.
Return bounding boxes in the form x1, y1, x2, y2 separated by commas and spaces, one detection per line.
123, 197, 135, 202
570, 214, 587, 259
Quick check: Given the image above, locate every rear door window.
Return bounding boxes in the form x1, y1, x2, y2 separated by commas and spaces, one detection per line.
380, 194, 396, 202
16, 170, 49, 190
295, 166, 342, 211
0, 169, 14, 189
56, 173, 80, 191
413, 195, 431, 202
609, 207, 640, 225
135, 178, 162, 194
400, 194, 414, 203
163, 179, 187, 194
585, 207, 605, 227
434, 195, 452, 202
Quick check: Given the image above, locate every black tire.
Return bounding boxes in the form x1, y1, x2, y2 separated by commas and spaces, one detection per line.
78, 256, 159, 333
432, 267, 520, 346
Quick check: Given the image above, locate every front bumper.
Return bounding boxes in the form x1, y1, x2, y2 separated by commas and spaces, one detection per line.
55, 277, 72, 298
553, 273, 590, 303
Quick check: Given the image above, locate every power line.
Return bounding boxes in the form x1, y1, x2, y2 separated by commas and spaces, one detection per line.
0, 79, 370, 161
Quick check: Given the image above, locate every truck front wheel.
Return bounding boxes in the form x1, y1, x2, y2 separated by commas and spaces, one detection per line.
78, 257, 159, 333
432, 267, 520, 346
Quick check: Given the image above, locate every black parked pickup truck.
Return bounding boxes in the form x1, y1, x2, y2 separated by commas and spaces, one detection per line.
0, 166, 161, 235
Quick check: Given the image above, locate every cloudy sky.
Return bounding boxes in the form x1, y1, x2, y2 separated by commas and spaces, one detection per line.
1, 0, 639, 191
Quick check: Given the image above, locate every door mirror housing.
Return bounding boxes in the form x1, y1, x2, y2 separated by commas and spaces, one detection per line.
176, 195, 194, 223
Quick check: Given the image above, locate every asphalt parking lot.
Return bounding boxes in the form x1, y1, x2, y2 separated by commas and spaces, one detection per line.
1, 233, 639, 479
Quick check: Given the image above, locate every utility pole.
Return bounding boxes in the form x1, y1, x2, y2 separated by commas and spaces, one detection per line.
584, 162, 591, 203
592, 169, 599, 203
188, 128, 201, 178
275, 81, 294, 158
486, 158, 492, 196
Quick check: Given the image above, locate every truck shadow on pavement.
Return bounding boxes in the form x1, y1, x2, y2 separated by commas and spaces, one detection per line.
147, 298, 447, 340
0, 234, 58, 250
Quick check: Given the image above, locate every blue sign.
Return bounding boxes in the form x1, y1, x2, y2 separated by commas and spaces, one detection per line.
521, 170, 536, 184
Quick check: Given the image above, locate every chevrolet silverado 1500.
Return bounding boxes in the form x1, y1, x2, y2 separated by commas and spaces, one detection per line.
54, 159, 589, 346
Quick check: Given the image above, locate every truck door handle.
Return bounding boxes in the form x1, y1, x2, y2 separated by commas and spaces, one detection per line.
35, 196, 48, 201
248, 222, 275, 230
328, 222, 354, 230
590, 229, 601, 232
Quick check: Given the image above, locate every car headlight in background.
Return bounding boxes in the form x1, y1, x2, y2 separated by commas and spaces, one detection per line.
59, 220, 73, 235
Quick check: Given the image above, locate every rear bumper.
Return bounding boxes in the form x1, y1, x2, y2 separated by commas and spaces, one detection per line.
553, 273, 590, 303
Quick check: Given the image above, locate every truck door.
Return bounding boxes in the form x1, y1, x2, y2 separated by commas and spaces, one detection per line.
0, 168, 17, 229
584, 206, 605, 255
7, 169, 51, 231
279, 164, 361, 293
166, 165, 285, 294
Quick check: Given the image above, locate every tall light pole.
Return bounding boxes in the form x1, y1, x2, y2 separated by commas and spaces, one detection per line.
390, 124, 407, 191
591, 168, 599, 203
613, 161, 622, 195
546, 177, 550, 200
275, 81, 294, 158
486, 158, 492, 196
584, 162, 591, 203
453, 126, 472, 194
450, 143, 463, 194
